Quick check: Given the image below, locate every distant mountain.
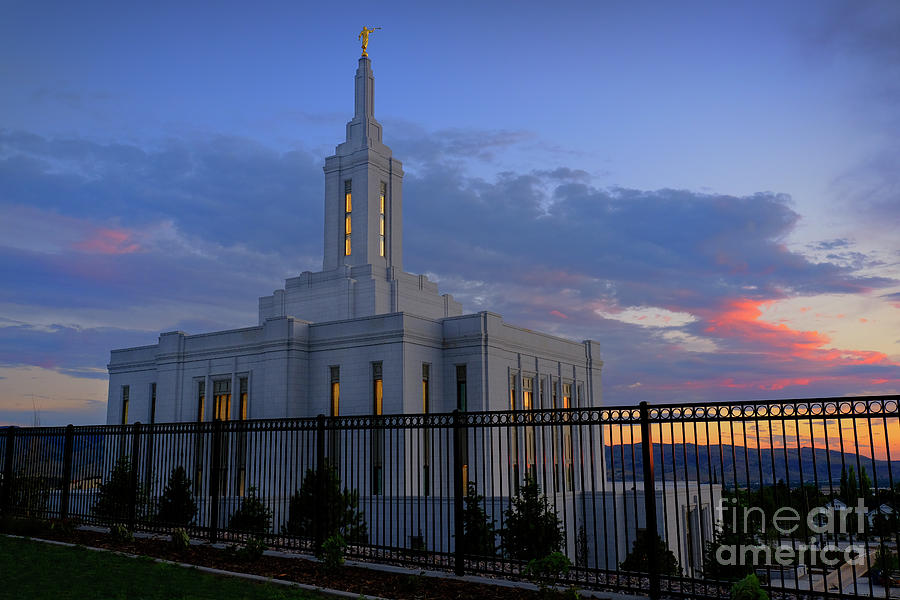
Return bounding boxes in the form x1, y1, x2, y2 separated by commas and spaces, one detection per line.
605, 443, 900, 488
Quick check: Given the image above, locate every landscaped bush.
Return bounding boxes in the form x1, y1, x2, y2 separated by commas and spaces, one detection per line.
92, 457, 148, 524
155, 466, 197, 527
619, 528, 679, 576
461, 481, 497, 556
730, 573, 769, 600
319, 534, 347, 571
227, 486, 272, 534
524, 551, 572, 596
283, 465, 368, 547
500, 474, 563, 561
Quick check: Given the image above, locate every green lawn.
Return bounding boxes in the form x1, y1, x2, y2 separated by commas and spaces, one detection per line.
0, 535, 325, 600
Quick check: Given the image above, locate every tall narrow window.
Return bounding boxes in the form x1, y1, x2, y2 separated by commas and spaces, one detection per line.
194, 380, 206, 492
509, 373, 520, 493
562, 382, 574, 491
329, 366, 341, 465
577, 383, 584, 408
239, 377, 248, 420
344, 180, 352, 256
121, 385, 130, 425
236, 377, 248, 496
379, 181, 386, 257
523, 376, 536, 478
213, 379, 231, 421
372, 362, 384, 495
456, 365, 467, 412
422, 364, 431, 496
455, 365, 468, 486
149, 383, 156, 424
372, 362, 383, 416
330, 366, 340, 417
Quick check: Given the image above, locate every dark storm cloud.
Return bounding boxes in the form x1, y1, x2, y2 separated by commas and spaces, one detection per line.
1, 127, 897, 403
0, 130, 324, 258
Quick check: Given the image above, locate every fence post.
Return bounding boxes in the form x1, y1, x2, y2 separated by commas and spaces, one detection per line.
639, 401, 660, 600
128, 422, 142, 532
452, 409, 466, 576
59, 424, 75, 520
209, 419, 223, 543
315, 414, 326, 551
1, 427, 16, 515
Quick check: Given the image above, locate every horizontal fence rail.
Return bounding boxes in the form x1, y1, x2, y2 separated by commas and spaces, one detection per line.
1, 395, 898, 599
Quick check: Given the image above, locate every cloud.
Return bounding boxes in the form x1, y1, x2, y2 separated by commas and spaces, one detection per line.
1, 126, 898, 421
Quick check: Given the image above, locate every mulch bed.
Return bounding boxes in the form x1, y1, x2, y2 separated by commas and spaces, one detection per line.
3, 523, 570, 600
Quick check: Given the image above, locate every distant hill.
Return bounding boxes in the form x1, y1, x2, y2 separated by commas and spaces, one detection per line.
605, 442, 900, 488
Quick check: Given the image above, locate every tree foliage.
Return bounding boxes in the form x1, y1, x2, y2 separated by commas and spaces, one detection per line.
619, 528, 680, 576
92, 457, 147, 524
227, 486, 272, 534
461, 481, 497, 557
500, 474, 563, 561
155, 466, 197, 527
283, 465, 368, 547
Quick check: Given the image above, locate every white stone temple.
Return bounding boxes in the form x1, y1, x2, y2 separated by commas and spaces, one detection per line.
105, 49, 719, 575
106, 54, 602, 427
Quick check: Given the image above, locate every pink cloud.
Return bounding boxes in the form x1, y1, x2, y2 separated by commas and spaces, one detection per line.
549, 309, 569, 319
74, 228, 140, 255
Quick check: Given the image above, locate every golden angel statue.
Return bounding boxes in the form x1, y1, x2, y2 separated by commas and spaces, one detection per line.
359, 26, 381, 57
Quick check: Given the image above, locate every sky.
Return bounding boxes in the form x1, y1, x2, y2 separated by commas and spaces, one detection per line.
1, 0, 899, 426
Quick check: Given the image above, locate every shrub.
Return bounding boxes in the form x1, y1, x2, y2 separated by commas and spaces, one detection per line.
500, 474, 563, 561
227, 486, 272, 534
226, 536, 268, 563
619, 528, 679, 576
170, 528, 190, 550
155, 466, 197, 527
110, 523, 133, 543
319, 534, 347, 571
92, 457, 147, 524
730, 574, 769, 600
524, 551, 572, 595
461, 481, 496, 557
283, 465, 368, 547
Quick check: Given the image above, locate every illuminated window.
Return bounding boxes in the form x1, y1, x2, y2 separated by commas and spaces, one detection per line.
379, 181, 386, 257
194, 380, 205, 491
236, 376, 248, 496
523, 376, 536, 477
149, 383, 156, 424
239, 377, 248, 420
372, 362, 383, 416
422, 363, 430, 495
330, 366, 340, 416
213, 379, 231, 421
509, 372, 520, 492
562, 382, 574, 491
344, 180, 352, 256
121, 385, 130, 425
456, 365, 468, 489
372, 362, 384, 495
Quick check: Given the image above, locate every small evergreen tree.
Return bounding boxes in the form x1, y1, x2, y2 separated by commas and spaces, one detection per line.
730, 573, 769, 600
461, 481, 496, 557
156, 466, 197, 526
92, 457, 147, 524
228, 486, 272, 534
283, 466, 368, 546
500, 474, 563, 561
619, 528, 679, 576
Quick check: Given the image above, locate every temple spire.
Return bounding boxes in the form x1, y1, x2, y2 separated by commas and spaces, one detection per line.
341, 56, 383, 149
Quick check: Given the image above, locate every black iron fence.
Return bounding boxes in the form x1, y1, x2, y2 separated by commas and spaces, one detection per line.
1, 395, 899, 599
